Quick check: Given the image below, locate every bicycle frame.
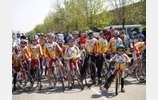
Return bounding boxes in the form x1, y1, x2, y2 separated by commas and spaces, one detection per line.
115, 62, 125, 95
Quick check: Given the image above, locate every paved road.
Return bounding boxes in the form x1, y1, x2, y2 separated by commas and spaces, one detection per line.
12, 77, 146, 100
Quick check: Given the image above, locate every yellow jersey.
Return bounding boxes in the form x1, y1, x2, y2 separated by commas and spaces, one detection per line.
94, 38, 108, 54
108, 37, 123, 52
85, 38, 97, 53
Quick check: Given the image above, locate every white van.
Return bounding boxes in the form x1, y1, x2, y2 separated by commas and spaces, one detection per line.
104, 24, 144, 37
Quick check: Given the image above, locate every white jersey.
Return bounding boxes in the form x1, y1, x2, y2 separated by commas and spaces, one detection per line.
99, 37, 108, 47
65, 46, 80, 59
111, 54, 130, 63
130, 38, 139, 48
85, 38, 97, 53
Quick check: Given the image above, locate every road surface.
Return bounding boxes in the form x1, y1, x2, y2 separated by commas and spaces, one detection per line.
13, 77, 146, 100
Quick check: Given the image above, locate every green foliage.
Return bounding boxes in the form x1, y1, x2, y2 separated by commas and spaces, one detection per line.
26, 0, 112, 34
110, 0, 146, 25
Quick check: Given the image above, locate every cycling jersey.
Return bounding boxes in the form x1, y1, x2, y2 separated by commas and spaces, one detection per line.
64, 45, 80, 59
94, 37, 108, 54
44, 42, 62, 59
111, 53, 130, 70
28, 44, 41, 59
120, 34, 129, 48
129, 38, 139, 49
132, 41, 145, 60
134, 42, 145, 54
79, 37, 86, 47
108, 37, 123, 53
18, 46, 30, 61
12, 50, 21, 72
85, 38, 97, 54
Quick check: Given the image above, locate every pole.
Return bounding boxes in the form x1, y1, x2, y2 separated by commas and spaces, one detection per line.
122, 0, 125, 29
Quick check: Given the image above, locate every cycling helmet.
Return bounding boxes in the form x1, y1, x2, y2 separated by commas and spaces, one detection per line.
40, 33, 45, 36
88, 32, 93, 36
47, 32, 54, 37
31, 35, 38, 41
132, 31, 137, 36
17, 33, 21, 38
20, 35, 27, 43
20, 35, 26, 40
68, 36, 75, 43
113, 30, 120, 37
116, 44, 125, 50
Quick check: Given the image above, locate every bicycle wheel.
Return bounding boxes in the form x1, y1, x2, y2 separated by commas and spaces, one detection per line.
135, 62, 145, 82
124, 68, 129, 79
115, 73, 119, 95
58, 66, 65, 92
75, 69, 84, 90
102, 62, 109, 80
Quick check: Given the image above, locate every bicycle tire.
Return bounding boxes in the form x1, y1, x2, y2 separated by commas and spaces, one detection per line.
76, 70, 84, 90
135, 62, 144, 82
115, 74, 119, 95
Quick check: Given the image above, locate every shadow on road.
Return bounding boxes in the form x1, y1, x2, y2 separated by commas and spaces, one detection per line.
91, 90, 115, 99
12, 84, 84, 95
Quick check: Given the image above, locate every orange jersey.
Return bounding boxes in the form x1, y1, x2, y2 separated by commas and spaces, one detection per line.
93, 38, 108, 54
28, 45, 41, 59
108, 37, 123, 52
19, 46, 30, 60
39, 39, 46, 56
134, 42, 145, 54
44, 42, 62, 59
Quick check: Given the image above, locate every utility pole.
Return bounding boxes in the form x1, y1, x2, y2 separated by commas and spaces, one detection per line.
122, 0, 125, 29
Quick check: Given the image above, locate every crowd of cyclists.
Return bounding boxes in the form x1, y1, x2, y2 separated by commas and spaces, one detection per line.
12, 27, 146, 95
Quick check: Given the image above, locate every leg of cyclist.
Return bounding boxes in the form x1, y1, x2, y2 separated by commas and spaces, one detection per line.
58, 59, 64, 77
80, 54, 89, 81
121, 70, 125, 92
30, 68, 35, 87
13, 72, 17, 91
46, 59, 54, 88
95, 55, 104, 84
36, 59, 42, 88
90, 55, 96, 84
39, 56, 43, 78
44, 58, 47, 77
30, 59, 38, 87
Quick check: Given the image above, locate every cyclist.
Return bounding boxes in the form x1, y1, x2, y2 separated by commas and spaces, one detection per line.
108, 30, 123, 55
28, 35, 42, 88
79, 32, 86, 49
119, 30, 130, 49
44, 33, 63, 88
12, 36, 30, 91
38, 33, 47, 77
55, 33, 65, 48
93, 31, 108, 84
80, 31, 97, 84
129, 30, 139, 64
134, 41, 145, 60
133, 41, 146, 79
64, 38, 81, 87
102, 44, 130, 93
12, 46, 21, 91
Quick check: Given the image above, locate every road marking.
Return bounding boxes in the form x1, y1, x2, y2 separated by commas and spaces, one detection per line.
91, 88, 109, 100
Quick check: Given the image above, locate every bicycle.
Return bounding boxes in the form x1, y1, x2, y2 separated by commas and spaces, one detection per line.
15, 60, 33, 90
115, 62, 126, 95
124, 57, 146, 83
64, 58, 84, 90
52, 58, 65, 92
29, 59, 42, 90
46, 58, 65, 91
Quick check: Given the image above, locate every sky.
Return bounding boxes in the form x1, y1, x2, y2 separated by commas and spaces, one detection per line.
11, 0, 140, 33
11, 0, 60, 33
